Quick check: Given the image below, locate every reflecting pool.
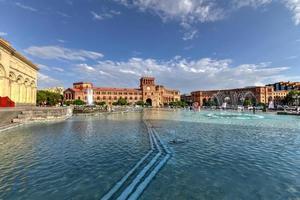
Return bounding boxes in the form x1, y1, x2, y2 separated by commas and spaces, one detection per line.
0, 110, 300, 199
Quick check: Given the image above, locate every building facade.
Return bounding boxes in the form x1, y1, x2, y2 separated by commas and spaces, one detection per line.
41, 87, 65, 95
267, 81, 300, 91
191, 86, 274, 107
0, 38, 38, 105
64, 77, 180, 107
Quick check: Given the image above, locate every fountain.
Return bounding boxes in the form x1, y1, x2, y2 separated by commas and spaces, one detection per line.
87, 88, 94, 106
210, 90, 257, 109
268, 100, 275, 110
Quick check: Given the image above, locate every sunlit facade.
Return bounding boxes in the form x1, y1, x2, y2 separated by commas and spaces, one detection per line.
191, 86, 274, 106
64, 77, 180, 107
0, 38, 38, 105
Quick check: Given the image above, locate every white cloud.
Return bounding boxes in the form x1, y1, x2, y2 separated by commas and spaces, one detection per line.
15, 2, 37, 12
57, 39, 66, 43
231, 0, 272, 8
76, 63, 96, 72
116, 0, 224, 40
285, 55, 299, 59
115, 0, 300, 40
182, 29, 198, 40
118, 0, 224, 23
37, 64, 50, 71
24, 45, 104, 61
0, 32, 7, 36
38, 64, 65, 72
53, 67, 65, 72
38, 72, 62, 88
71, 56, 289, 92
91, 9, 121, 20
284, 0, 300, 25
57, 11, 71, 18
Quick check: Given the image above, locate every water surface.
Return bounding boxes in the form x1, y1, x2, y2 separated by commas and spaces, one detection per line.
0, 110, 300, 199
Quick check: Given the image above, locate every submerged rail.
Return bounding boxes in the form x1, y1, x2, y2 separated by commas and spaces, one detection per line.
101, 119, 172, 200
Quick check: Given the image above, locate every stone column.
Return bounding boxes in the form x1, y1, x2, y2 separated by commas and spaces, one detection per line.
32, 87, 37, 104
28, 86, 32, 103
0, 76, 5, 97
12, 82, 17, 103
16, 83, 20, 103
19, 84, 25, 103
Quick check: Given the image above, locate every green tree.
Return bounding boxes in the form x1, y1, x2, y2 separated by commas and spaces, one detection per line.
115, 97, 128, 106
168, 100, 187, 108
96, 101, 106, 106
243, 99, 252, 106
37, 91, 47, 105
37, 90, 63, 106
136, 101, 145, 106
73, 99, 85, 105
285, 90, 300, 105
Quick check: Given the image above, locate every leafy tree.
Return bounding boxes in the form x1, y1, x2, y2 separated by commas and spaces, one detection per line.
243, 99, 252, 106
96, 101, 106, 106
37, 90, 63, 106
136, 101, 145, 106
37, 91, 47, 105
114, 97, 128, 106
285, 90, 300, 105
168, 100, 187, 108
73, 99, 85, 105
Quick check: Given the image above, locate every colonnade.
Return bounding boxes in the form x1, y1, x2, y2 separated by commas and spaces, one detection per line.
0, 65, 36, 105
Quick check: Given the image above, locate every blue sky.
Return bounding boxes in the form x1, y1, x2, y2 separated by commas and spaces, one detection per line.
0, 0, 300, 93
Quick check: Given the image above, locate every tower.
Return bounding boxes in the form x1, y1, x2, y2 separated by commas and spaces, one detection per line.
140, 77, 158, 107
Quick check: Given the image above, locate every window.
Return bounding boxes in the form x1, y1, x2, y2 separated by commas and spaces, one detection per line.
108, 92, 111, 95
130, 97, 132, 100
114, 96, 117, 100
135, 97, 137, 100
119, 92, 122, 95
97, 96, 100, 100
102, 92, 106, 95
114, 92, 117, 95
109, 96, 112, 100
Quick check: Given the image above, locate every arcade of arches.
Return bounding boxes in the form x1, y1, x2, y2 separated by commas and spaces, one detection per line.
0, 38, 38, 105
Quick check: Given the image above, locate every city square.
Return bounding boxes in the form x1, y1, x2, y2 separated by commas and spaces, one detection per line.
1, 1, 300, 200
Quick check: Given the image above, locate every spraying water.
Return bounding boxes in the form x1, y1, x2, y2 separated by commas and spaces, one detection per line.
87, 88, 94, 105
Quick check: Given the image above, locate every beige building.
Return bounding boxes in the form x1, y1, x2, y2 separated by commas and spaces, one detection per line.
41, 87, 64, 95
0, 38, 39, 106
64, 77, 181, 107
191, 86, 274, 107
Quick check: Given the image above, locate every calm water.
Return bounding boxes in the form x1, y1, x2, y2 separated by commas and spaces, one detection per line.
0, 110, 300, 199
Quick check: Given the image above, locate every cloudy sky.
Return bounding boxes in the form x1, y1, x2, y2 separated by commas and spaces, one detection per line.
1, 0, 300, 93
